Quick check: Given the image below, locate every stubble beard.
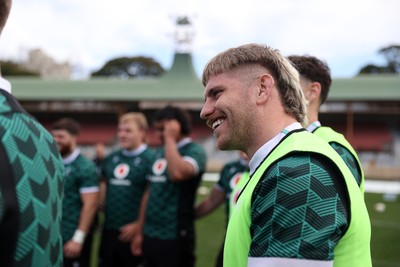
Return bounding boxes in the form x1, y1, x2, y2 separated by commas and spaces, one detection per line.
216, 120, 247, 152
217, 104, 255, 153
216, 95, 252, 152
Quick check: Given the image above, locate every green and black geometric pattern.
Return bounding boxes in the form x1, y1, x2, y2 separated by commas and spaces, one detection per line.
0, 92, 65, 267
144, 142, 207, 240
101, 148, 155, 230
331, 142, 362, 186
250, 153, 348, 261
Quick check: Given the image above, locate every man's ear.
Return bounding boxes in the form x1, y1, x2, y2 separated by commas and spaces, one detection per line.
308, 81, 321, 103
256, 74, 274, 104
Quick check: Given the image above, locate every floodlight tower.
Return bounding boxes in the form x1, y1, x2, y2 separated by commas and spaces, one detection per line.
174, 15, 195, 54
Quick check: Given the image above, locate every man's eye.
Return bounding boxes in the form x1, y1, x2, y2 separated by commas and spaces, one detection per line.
213, 90, 222, 98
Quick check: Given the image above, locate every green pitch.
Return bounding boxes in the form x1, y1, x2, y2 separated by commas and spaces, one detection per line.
365, 192, 400, 267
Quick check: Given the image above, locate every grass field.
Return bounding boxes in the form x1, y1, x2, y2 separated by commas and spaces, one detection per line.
91, 181, 400, 267
366, 192, 400, 267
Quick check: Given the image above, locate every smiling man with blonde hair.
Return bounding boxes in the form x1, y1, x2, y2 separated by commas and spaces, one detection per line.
201, 43, 371, 267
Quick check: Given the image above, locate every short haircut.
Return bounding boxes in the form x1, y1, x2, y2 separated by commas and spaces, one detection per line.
154, 106, 192, 136
51, 117, 80, 136
202, 43, 307, 125
288, 55, 332, 105
119, 112, 148, 131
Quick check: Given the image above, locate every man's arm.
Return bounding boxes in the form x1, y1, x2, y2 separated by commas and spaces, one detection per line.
130, 187, 150, 256
196, 187, 226, 218
63, 191, 99, 258
163, 120, 197, 181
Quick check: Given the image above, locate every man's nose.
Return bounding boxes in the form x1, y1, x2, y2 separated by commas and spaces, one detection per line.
200, 100, 213, 120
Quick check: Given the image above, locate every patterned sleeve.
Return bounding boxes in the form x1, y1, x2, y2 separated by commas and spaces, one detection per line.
249, 152, 349, 262
182, 143, 207, 174
330, 142, 362, 187
79, 158, 100, 193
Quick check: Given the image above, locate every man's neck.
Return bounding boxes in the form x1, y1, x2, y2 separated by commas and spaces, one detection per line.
307, 110, 319, 127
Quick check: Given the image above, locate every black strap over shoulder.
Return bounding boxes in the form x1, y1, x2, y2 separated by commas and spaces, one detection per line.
0, 142, 20, 267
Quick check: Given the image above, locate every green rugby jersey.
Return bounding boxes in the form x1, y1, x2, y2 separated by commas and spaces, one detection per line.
0, 89, 65, 267
309, 122, 364, 191
101, 145, 155, 230
144, 139, 207, 240
330, 142, 362, 186
216, 159, 247, 223
62, 149, 99, 242
250, 154, 348, 259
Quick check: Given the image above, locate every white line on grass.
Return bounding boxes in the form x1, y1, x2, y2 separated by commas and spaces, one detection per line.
371, 220, 400, 230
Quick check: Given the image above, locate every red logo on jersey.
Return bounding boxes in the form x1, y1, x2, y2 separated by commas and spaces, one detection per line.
113, 163, 130, 179
152, 158, 167, 175
229, 172, 243, 190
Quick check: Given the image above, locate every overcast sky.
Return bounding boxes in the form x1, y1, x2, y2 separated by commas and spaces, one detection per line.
0, 0, 398, 79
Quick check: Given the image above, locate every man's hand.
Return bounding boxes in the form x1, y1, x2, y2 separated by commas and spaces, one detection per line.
63, 240, 83, 259
163, 120, 181, 141
119, 222, 137, 242
131, 233, 143, 256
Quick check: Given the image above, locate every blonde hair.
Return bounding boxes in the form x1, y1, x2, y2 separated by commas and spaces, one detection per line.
119, 112, 148, 131
202, 43, 307, 125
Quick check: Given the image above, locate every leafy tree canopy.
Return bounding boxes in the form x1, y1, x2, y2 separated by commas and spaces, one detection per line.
0, 60, 39, 76
378, 45, 400, 73
91, 56, 165, 78
358, 64, 388, 75
358, 44, 400, 75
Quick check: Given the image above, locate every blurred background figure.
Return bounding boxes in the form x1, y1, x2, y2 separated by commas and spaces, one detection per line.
196, 151, 248, 267
51, 117, 100, 267
141, 106, 207, 267
288, 55, 365, 193
0, 1, 65, 266
98, 112, 154, 267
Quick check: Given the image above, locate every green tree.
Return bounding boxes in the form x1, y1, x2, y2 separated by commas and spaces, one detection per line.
378, 45, 400, 73
358, 44, 400, 75
91, 56, 165, 78
358, 64, 388, 75
0, 60, 39, 76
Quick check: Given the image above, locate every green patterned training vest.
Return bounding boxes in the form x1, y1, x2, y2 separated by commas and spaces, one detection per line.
0, 90, 65, 267
313, 126, 365, 194
224, 130, 371, 267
